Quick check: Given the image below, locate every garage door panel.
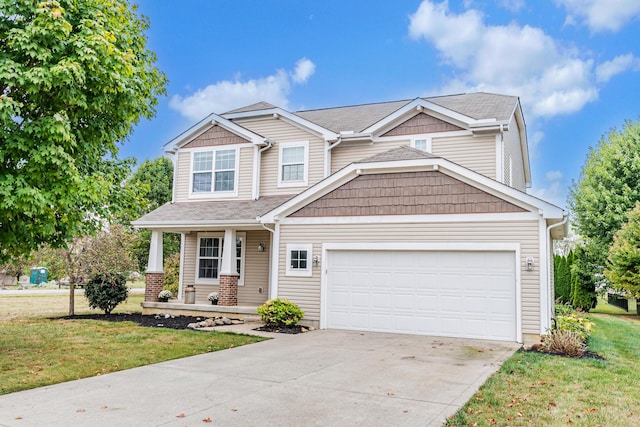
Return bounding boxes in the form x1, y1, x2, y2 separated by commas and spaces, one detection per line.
327, 250, 517, 341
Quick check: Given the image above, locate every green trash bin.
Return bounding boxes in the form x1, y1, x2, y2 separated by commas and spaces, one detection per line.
29, 267, 49, 285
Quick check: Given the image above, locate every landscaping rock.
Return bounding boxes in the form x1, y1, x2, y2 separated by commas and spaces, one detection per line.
221, 317, 232, 325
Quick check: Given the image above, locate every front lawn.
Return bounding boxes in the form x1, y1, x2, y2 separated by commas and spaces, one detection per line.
0, 293, 266, 395
446, 314, 640, 426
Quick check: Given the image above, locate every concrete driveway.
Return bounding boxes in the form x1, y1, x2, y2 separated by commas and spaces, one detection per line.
0, 329, 519, 427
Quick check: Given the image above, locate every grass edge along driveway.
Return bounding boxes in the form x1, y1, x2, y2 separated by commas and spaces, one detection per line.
0, 296, 266, 395
446, 314, 640, 426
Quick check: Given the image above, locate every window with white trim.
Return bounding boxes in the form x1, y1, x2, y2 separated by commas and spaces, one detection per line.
192, 148, 237, 194
195, 232, 245, 285
285, 243, 313, 277
278, 141, 308, 187
412, 137, 432, 152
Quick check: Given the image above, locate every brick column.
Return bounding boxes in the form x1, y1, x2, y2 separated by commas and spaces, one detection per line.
145, 272, 165, 302
218, 274, 238, 306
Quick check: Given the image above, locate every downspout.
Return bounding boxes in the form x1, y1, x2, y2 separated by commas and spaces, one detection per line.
546, 215, 569, 324
260, 222, 277, 300
325, 137, 342, 178
254, 139, 274, 200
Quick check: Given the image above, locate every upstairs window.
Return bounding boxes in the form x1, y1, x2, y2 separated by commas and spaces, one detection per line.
413, 137, 432, 152
278, 141, 308, 187
192, 148, 237, 194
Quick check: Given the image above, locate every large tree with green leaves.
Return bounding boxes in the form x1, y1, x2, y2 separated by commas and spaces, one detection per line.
568, 119, 640, 303
0, 0, 167, 263
119, 157, 179, 270
605, 202, 640, 297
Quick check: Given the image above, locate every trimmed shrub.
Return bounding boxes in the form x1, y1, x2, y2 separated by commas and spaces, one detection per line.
257, 299, 304, 328
84, 272, 129, 314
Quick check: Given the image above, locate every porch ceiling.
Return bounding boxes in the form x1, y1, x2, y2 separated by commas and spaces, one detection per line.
132, 195, 293, 230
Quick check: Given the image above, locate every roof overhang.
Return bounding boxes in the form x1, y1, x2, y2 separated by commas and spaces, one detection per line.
162, 113, 268, 154
362, 98, 509, 136
224, 107, 340, 142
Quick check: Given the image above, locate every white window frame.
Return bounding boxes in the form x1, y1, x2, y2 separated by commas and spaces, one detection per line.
189, 147, 239, 198
278, 141, 309, 188
285, 243, 313, 277
412, 136, 432, 153
195, 232, 245, 285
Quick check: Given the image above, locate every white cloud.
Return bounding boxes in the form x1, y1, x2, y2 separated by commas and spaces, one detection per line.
596, 54, 639, 83
169, 58, 316, 121
555, 0, 640, 32
499, 0, 525, 12
408, 1, 630, 119
292, 58, 316, 84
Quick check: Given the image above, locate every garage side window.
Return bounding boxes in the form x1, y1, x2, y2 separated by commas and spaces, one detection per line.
286, 243, 313, 277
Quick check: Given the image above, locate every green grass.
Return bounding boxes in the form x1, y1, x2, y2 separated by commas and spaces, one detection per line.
0, 293, 266, 395
446, 314, 640, 426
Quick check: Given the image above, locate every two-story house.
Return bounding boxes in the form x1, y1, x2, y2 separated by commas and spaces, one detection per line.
133, 92, 566, 345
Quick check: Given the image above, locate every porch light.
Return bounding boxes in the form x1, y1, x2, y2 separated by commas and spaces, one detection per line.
525, 257, 534, 271
313, 255, 321, 267
258, 242, 265, 252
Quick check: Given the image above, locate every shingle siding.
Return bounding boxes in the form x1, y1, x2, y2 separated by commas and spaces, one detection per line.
382, 113, 463, 136
182, 125, 249, 148
290, 171, 526, 217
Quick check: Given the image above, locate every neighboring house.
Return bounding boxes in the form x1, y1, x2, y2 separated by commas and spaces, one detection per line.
133, 92, 566, 345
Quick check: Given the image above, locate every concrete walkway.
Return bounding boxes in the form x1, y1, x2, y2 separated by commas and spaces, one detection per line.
0, 329, 519, 427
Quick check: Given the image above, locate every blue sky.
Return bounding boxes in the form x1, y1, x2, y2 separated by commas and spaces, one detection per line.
125, 0, 640, 209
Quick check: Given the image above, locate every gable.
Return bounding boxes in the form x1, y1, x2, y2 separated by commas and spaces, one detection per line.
381, 113, 464, 137
289, 171, 527, 217
182, 125, 249, 148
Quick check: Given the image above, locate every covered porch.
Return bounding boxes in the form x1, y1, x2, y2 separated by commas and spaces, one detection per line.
132, 196, 291, 315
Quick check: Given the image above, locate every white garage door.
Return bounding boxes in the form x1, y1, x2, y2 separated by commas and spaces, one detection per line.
326, 250, 517, 341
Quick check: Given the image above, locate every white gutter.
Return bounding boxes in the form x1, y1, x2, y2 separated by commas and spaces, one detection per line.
253, 139, 274, 200
545, 215, 569, 325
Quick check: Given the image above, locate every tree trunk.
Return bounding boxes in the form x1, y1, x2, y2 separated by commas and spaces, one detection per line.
69, 283, 75, 316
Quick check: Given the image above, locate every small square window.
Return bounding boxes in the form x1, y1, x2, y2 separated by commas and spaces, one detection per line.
414, 138, 431, 152
286, 244, 313, 277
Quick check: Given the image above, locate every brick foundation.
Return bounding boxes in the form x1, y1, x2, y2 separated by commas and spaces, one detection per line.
145, 272, 165, 302
218, 274, 238, 306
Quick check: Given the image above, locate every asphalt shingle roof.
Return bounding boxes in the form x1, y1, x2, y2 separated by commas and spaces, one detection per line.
289, 92, 517, 133
359, 146, 440, 163
133, 195, 293, 226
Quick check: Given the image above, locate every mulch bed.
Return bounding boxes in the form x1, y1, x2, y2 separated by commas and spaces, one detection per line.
254, 325, 306, 334
523, 347, 605, 360
59, 314, 309, 334
60, 313, 205, 329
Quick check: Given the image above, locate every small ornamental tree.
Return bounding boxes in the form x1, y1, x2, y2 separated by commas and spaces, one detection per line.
84, 272, 128, 314
605, 203, 640, 298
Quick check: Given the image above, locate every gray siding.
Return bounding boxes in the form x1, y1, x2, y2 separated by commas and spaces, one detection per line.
182, 230, 270, 305
504, 116, 526, 191
277, 220, 541, 334
238, 118, 325, 196
432, 135, 496, 180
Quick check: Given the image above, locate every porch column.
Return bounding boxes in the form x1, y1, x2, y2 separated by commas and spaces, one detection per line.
219, 228, 238, 306
145, 230, 164, 302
